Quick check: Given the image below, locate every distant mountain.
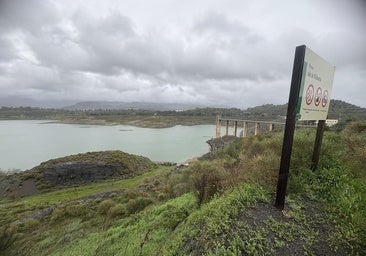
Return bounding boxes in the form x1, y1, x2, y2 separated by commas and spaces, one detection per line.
242, 100, 366, 121
244, 104, 288, 117
327, 100, 366, 121
1, 98, 365, 122
0, 97, 77, 109
63, 101, 205, 111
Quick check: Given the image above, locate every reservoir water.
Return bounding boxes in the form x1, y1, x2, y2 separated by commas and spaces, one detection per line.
0, 120, 215, 171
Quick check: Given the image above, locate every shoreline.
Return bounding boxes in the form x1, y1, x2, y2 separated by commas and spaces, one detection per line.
0, 118, 215, 128
0, 120, 214, 171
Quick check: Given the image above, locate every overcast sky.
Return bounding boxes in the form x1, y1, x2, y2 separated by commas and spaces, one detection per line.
0, 0, 365, 108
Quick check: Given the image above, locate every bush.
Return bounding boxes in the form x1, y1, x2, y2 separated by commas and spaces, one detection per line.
108, 204, 127, 218
190, 162, 225, 206
167, 172, 193, 198
342, 121, 366, 134
340, 122, 366, 178
51, 202, 89, 222
98, 199, 116, 215
0, 225, 17, 252
23, 218, 40, 231
126, 197, 152, 214
160, 205, 190, 230
195, 172, 221, 206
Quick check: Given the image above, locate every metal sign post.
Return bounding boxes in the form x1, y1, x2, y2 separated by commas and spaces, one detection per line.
310, 119, 326, 171
275, 45, 306, 210
275, 45, 335, 210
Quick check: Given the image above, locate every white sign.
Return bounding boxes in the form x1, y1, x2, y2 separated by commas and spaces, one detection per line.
296, 47, 335, 121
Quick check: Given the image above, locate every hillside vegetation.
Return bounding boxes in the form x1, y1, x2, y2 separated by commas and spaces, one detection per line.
0, 122, 365, 255
1, 99, 365, 127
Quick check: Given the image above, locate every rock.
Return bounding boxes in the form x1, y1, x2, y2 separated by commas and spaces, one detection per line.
1, 150, 155, 198
200, 136, 240, 160
27, 150, 155, 187
42, 161, 127, 185
206, 135, 240, 151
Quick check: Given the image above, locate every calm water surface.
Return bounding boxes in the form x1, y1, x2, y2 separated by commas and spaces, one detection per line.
0, 120, 215, 171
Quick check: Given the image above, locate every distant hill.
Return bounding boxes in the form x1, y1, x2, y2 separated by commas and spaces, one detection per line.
1, 99, 365, 125
327, 100, 366, 121
244, 104, 288, 117
242, 100, 366, 121
0, 97, 77, 108
63, 101, 205, 111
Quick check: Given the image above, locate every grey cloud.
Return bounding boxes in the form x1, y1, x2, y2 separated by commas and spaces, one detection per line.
0, 36, 17, 61
172, 12, 282, 81
0, 61, 61, 92
193, 11, 262, 44
27, 29, 89, 71
71, 11, 172, 76
0, 0, 365, 108
0, 0, 60, 35
67, 10, 271, 82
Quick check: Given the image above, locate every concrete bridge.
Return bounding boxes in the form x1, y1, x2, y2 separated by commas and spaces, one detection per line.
215, 116, 285, 138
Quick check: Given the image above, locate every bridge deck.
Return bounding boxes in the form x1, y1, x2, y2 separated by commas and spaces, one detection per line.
216, 116, 315, 138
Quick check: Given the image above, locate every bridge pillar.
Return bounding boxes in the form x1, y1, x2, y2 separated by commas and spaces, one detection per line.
269, 123, 274, 131
254, 123, 260, 135
225, 120, 229, 136
243, 122, 247, 138
234, 121, 238, 137
216, 116, 221, 138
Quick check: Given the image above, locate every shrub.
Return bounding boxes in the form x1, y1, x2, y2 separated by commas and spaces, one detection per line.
160, 205, 190, 230
0, 169, 5, 179
340, 122, 366, 178
195, 172, 221, 206
126, 197, 152, 214
0, 225, 17, 252
190, 162, 225, 206
51, 202, 89, 222
342, 121, 366, 134
108, 204, 127, 218
23, 218, 40, 231
167, 172, 193, 198
98, 199, 116, 215
51, 207, 66, 222
247, 140, 265, 157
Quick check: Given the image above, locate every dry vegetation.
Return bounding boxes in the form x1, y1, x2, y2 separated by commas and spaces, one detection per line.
0, 122, 365, 255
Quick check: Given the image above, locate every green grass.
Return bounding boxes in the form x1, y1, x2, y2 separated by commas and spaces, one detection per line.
1, 122, 365, 255
0, 166, 170, 226
52, 193, 198, 256
49, 184, 269, 256
162, 184, 270, 255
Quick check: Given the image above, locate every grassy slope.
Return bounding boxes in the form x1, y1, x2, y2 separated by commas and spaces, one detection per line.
1, 122, 365, 255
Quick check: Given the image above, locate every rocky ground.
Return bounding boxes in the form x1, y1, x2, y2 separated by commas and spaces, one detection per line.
0, 150, 156, 199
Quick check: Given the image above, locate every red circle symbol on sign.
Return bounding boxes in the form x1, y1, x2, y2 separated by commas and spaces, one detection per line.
322, 90, 328, 107
305, 84, 314, 105
315, 87, 322, 106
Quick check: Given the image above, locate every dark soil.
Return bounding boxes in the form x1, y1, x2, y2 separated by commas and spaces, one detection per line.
0, 176, 38, 199
236, 197, 347, 255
